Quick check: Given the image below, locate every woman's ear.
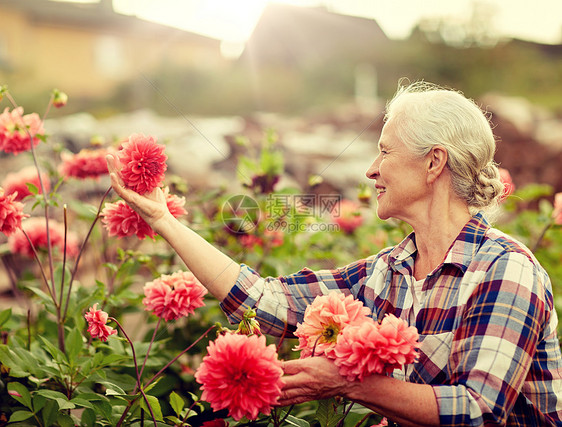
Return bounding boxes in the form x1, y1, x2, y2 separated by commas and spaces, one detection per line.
427, 146, 448, 184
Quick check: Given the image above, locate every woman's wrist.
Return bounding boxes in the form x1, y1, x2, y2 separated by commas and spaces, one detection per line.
151, 210, 180, 238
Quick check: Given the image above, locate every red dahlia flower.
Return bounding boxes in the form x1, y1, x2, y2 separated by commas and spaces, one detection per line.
101, 190, 187, 240
552, 192, 562, 225
8, 217, 79, 258
331, 199, 363, 234
143, 271, 207, 321
2, 166, 50, 201
101, 200, 156, 240
84, 303, 117, 342
498, 167, 515, 202
195, 333, 283, 421
164, 186, 187, 217
59, 148, 112, 180
0, 188, 29, 236
118, 133, 167, 195
0, 107, 44, 155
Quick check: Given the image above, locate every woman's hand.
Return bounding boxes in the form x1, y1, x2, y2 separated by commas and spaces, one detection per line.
106, 154, 171, 230
278, 357, 349, 406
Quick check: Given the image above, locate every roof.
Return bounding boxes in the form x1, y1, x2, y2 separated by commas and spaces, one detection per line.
0, 0, 219, 43
241, 3, 389, 66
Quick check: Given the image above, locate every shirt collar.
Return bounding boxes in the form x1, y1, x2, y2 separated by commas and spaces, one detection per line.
388, 212, 490, 274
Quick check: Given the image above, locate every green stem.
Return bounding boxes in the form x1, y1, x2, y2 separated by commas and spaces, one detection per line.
136, 317, 162, 393
62, 186, 111, 322
109, 317, 142, 388
144, 324, 216, 389
139, 387, 158, 427
353, 412, 375, 427
277, 405, 295, 427
336, 401, 355, 427
5, 91, 58, 329
532, 221, 553, 253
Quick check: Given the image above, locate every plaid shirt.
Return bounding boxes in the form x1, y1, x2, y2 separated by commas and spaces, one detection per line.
221, 213, 562, 426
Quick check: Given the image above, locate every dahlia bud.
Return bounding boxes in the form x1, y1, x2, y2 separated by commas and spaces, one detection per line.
308, 174, 323, 187
0, 85, 7, 102
89, 135, 105, 147
358, 183, 372, 205
52, 89, 68, 108
236, 308, 262, 336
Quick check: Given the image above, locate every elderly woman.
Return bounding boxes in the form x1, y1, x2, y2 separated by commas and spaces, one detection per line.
107, 81, 562, 426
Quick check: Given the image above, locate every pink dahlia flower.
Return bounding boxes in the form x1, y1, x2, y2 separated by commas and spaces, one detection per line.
294, 292, 371, 358
8, 217, 79, 258
118, 133, 167, 195
239, 234, 263, 249
334, 314, 420, 380
195, 333, 283, 421
143, 271, 207, 321
59, 148, 112, 180
553, 192, 562, 225
498, 168, 515, 202
2, 166, 50, 201
0, 107, 44, 155
0, 188, 29, 236
331, 199, 363, 234
164, 187, 187, 218
84, 303, 117, 342
101, 200, 156, 240
101, 191, 186, 240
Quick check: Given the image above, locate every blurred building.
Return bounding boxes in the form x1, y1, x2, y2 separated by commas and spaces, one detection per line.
241, 3, 389, 67
0, 0, 223, 101
238, 3, 389, 112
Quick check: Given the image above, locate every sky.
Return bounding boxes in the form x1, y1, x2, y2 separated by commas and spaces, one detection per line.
57, 0, 562, 45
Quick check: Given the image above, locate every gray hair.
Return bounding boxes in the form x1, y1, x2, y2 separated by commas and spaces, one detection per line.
385, 81, 504, 216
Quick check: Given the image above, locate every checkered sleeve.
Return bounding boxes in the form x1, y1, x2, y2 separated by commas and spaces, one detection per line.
220, 259, 371, 336
433, 251, 548, 426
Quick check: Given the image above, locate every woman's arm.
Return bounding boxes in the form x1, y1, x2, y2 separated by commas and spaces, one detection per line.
279, 357, 440, 427
106, 154, 239, 301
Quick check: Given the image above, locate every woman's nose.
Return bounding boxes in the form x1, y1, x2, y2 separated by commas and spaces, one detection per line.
365, 158, 379, 179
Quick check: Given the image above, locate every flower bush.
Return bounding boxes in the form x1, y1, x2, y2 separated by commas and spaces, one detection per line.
0, 85, 560, 427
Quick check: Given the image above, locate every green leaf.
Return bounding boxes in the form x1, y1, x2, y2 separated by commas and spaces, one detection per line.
26, 182, 39, 195
0, 346, 40, 377
0, 308, 11, 327
81, 408, 97, 427
140, 394, 163, 421
99, 381, 126, 396
72, 392, 109, 402
26, 286, 53, 306
165, 415, 183, 425
169, 391, 185, 417
33, 394, 47, 412
38, 335, 67, 365
57, 412, 75, 427
67, 200, 99, 220
142, 376, 162, 394
9, 410, 35, 423
7, 382, 32, 409
36, 389, 76, 410
316, 398, 344, 427
70, 397, 95, 410
66, 327, 84, 365
283, 414, 311, 427
102, 353, 129, 365
92, 400, 113, 422
42, 399, 59, 427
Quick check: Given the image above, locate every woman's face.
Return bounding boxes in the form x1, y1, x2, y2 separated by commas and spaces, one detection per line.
365, 120, 429, 222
